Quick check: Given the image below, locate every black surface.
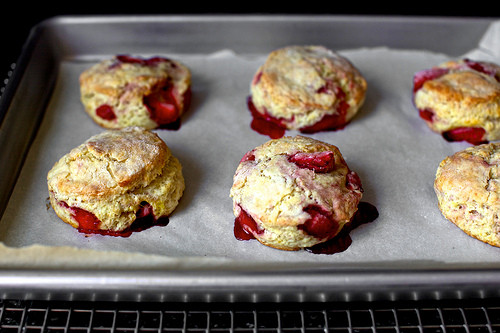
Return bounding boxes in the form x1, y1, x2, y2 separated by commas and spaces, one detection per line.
1, 4, 498, 79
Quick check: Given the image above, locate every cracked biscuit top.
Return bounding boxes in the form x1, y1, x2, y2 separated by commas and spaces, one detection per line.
230, 135, 363, 251
434, 142, 500, 247
248, 45, 367, 136
47, 127, 185, 234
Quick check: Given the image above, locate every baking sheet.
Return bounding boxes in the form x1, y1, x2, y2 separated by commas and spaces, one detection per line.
0, 17, 499, 271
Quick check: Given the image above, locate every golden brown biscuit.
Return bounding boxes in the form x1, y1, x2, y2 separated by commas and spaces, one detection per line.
80, 55, 191, 130
229, 135, 363, 251
247, 45, 367, 139
434, 143, 500, 247
47, 127, 185, 236
413, 58, 500, 145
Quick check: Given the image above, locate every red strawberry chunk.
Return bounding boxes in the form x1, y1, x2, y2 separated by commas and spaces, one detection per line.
299, 104, 349, 133
252, 71, 263, 85
95, 104, 117, 120
299, 205, 339, 239
58, 200, 168, 237
58, 201, 101, 231
442, 127, 488, 145
70, 207, 101, 231
346, 171, 363, 192
464, 59, 500, 81
288, 151, 335, 173
144, 83, 180, 125
116, 55, 172, 67
240, 150, 256, 163
300, 87, 349, 133
116, 55, 145, 64
136, 202, 154, 219
234, 206, 263, 240
316, 79, 337, 94
413, 67, 449, 92
418, 108, 435, 123
247, 96, 286, 139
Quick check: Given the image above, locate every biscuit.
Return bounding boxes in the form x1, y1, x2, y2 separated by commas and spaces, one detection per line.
434, 143, 500, 247
80, 55, 191, 130
47, 127, 185, 235
247, 45, 367, 138
413, 58, 500, 145
229, 135, 364, 251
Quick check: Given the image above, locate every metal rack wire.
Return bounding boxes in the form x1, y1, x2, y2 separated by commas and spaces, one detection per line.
1, 298, 499, 333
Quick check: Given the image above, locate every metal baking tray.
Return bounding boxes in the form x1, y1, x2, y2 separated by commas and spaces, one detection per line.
1, 15, 499, 303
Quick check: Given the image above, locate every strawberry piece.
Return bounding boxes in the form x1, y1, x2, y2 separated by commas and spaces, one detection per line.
59, 200, 168, 237
240, 150, 256, 163
252, 71, 263, 85
464, 59, 500, 81
144, 83, 180, 126
288, 151, 335, 173
95, 104, 117, 120
233, 220, 254, 241
70, 207, 101, 231
116, 55, 145, 64
299, 205, 339, 239
234, 206, 263, 240
299, 106, 349, 133
300, 87, 349, 133
346, 171, 363, 192
116, 55, 172, 67
316, 79, 337, 94
136, 202, 153, 219
413, 67, 449, 92
418, 108, 435, 123
442, 127, 488, 145
247, 96, 286, 139
306, 202, 378, 255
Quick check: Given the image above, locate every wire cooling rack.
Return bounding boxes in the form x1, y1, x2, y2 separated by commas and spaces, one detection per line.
1, 298, 499, 333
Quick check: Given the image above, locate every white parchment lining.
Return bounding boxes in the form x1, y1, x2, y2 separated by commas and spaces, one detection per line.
0, 21, 499, 270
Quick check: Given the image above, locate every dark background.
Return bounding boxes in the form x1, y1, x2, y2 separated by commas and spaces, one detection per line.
1, 3, 498, 78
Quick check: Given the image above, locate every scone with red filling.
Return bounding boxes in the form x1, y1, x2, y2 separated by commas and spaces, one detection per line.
229, 135, 363, 251
47, 127, 185, 236
247, 45, 367, 139
413, 58, 500, 145
434, 143, 500, 247
80, 55, 191, 130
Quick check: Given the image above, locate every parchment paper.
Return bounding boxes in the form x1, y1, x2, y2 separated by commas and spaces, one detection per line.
1, 20, 499, 269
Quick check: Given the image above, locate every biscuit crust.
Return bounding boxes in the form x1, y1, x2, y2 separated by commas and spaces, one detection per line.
249, 46, 367, 132
230, 135, 363, 251
413, 59, 500, 144
434, 143, 500, 247
47, 127, 185, 233
80, 55, 191, 129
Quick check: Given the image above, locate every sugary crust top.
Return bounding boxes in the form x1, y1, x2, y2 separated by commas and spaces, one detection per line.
79, 56, 191, 129
47, 127, 168, 199
434, 142, 500, 247
250, 46, 367, 129
47, 127, 186, 231
414, 60, 500, 138
230, 135, 362, 249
